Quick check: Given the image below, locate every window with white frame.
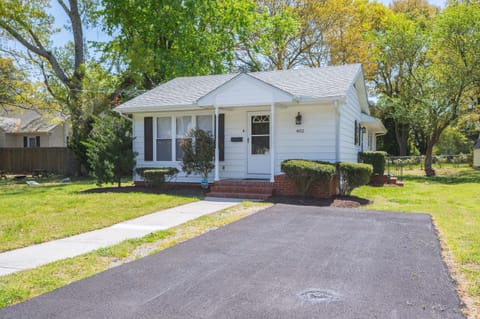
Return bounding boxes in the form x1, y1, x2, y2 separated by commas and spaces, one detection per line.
156, 117, 172, 161
196, 115, 213, 135
175, 116, 193, 161
154, 115, 213, 162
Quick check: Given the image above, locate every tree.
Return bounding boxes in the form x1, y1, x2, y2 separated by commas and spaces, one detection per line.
100, 0, 255, 88
83, 112, 135, 187
180, 129, 215, 181
0, 0, 103, 169
369, 13, 428, 156
410, 3, 480, 175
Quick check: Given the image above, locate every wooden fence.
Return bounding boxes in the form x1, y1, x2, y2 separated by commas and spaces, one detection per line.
0, 147, 79, 175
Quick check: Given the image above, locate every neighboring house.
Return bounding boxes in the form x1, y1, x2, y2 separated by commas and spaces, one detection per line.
115, 64, 386, 185
0, 109, 69, 148
474, 136, 480, 168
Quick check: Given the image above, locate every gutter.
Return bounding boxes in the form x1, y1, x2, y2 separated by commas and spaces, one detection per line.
114, 109, 133, 122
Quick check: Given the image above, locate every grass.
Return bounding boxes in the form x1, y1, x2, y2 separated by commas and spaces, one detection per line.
0, 201, 271, 309
0, 177, 198, 252
353, 167, 480, 317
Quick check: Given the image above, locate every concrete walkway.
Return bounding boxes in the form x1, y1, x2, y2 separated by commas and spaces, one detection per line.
0, 197, 242, 277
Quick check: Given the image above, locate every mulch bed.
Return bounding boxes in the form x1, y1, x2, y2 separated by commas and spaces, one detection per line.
83, 186, 370, 208
268, 195, 371, 208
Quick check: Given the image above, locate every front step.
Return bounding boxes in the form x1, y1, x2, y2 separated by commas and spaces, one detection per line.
207, 179, 274, 200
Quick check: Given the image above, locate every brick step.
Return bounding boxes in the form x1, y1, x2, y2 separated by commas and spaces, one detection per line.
209, 185, 274, 194
387, 178, 398, 184
207, 192, 271, 200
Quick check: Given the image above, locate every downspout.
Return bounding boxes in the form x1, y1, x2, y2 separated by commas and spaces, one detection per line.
214, 103, 220, 181
334, 100, 341, 163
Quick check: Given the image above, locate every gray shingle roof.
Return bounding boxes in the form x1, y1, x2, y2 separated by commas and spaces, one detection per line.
116, 64, 361, 112
0, 109, 64, 133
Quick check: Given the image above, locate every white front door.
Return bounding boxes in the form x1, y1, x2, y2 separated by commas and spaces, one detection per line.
247, 112, 271, 175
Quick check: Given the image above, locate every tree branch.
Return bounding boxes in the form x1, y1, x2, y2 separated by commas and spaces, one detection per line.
0, 23, 71, 86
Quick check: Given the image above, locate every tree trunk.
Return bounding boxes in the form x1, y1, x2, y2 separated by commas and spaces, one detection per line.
424, 142, 436, 177
394, 121, 409, 156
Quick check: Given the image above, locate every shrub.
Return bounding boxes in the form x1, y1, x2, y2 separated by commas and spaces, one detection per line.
181, 129, 215, 180
83, 112, 136, 187
358, 151, 387, 175
281, 159, 336, 196
142, 168, 179, 187
337, 162, 373, 195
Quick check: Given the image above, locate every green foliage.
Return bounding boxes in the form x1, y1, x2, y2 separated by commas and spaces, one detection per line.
281, 159, 336, 196
83, 112, 136, 187
100, 0, 255, 87
338, 162, 373, 196
142, 168, 179, 187
434, 126, 473, 155
358, 151, 387, 175
181, 129, 215, 180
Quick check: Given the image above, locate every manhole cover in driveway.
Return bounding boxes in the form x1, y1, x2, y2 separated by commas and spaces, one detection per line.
299, 289, 342, 302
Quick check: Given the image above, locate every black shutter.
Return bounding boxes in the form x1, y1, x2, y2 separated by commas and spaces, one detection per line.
219, 114, 225, 161
36, 136, 40, 147
23, 136, 28, 148
144, 117, 153, 161
354, 120, 358, 145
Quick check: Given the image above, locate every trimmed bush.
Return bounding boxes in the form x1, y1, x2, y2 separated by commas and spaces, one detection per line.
338, 162, 373, 195
141, 168, 179, 187
281, 159, 336, 196
358, 151, 387, 175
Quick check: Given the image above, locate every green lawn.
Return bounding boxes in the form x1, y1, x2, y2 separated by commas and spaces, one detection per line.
0, 178, 198, 252
353, 167, 480, 316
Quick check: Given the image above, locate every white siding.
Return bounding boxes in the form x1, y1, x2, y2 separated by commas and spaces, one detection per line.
47, 124, 67, 147
338, 84, 362, 163
275, 104, 337, 174
133, 111, 218, 183
198, 74, 292, 107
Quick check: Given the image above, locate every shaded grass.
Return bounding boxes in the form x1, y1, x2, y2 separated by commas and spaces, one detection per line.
353, 168, 480, 317
0, 202, 271, 309
0, 178, 198, 252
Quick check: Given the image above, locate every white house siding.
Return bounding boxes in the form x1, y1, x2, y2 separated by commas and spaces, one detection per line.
275, 104, 337, 174
47, 124, 67, 147
338, 84, 362, 162
133, 110, 217, 182
133, 104, 340, 182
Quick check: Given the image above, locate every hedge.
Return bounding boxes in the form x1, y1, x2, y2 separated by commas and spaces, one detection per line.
138, 167, 179, 187
358, 151, 387, 176
281, 159, 336, 196
337, 162, 373, 195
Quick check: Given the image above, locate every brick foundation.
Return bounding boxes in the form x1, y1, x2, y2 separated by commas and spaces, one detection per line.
273, 174, 338, 198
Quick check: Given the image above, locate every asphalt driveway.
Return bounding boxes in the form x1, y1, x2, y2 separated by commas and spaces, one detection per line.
0, 204, 464, 319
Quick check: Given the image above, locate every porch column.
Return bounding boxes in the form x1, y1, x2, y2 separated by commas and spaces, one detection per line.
270, 102, 275, 182
214, 104, 220, 181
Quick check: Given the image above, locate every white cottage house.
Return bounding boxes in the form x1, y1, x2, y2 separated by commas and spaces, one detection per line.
115, 64, 386, 196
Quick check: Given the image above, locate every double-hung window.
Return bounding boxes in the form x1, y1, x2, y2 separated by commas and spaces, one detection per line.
196, 115, 213, 135
154, 115, 212, 162
175, 116, 193, 161
156, 117, 172, 161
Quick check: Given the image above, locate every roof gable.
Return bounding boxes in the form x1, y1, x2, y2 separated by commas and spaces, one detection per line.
197, 73, 293, 106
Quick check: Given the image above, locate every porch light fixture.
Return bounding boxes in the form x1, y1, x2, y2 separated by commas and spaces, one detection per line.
295, 112, 302, 125
361, 126, 366, 134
